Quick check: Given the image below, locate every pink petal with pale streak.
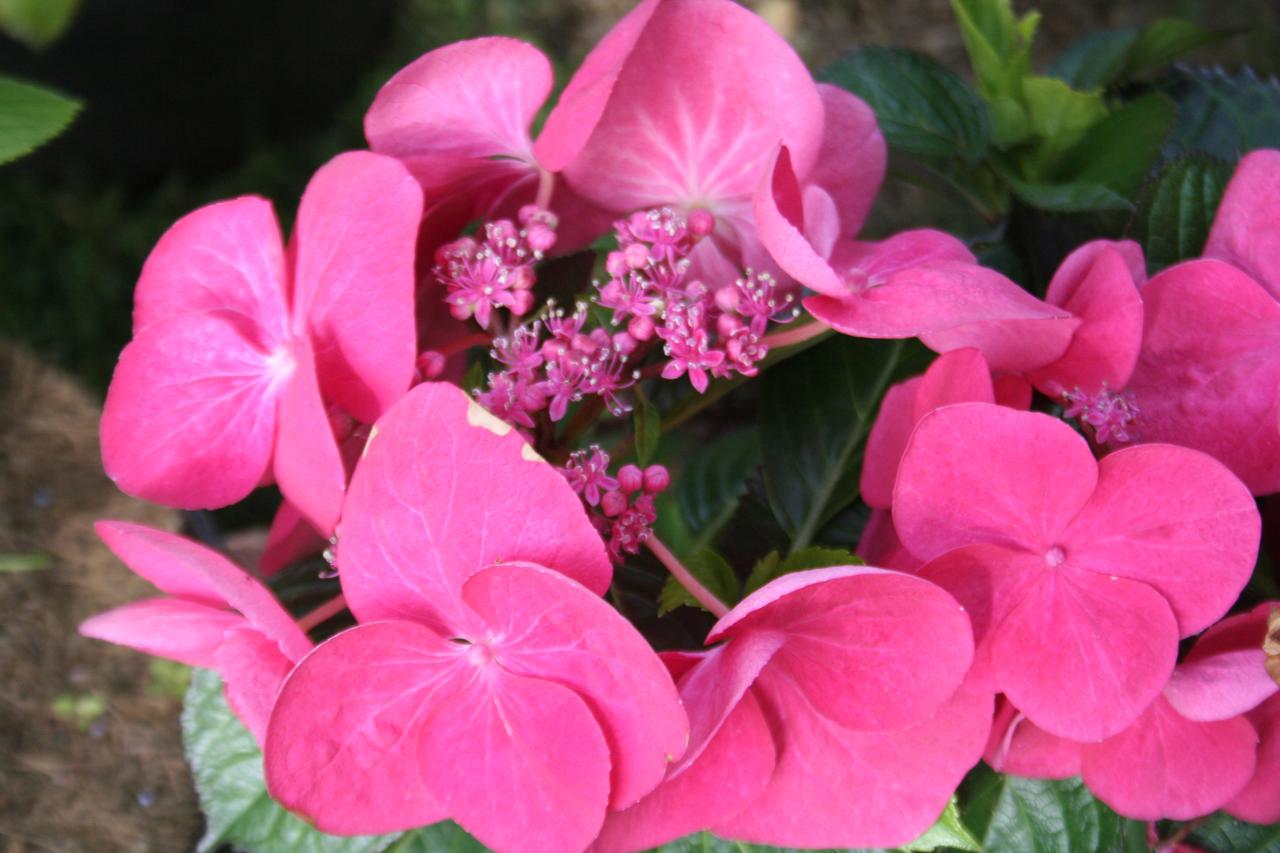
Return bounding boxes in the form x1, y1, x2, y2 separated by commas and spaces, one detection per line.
100, 311, 283, 511
894, 404, 1099, 561
132, 196, 289, 345
1205, 148, 1280, 300
534, 0, 661, 172
810, 84, 885, 238
1081, 695, 1258, 820
715, 680, 992, 849
366, 37, 549, 163
863, 348, 996, 510
1228, 694, 1280, 823
272, 337, 346, 537
259, 499, 326, 577
339, 383, 611, 631
707, 566, 973, 732
265, 622, 458, 835
855, 509, 923, 573
79, 598, 243, 668
985, 699, 1081, 779
917, 544, 1045, 692
860, 378, 921, 510
1028, 243, 1144, 394
93, 521, 311, 661
1061, 444, 1259, 637
667, 631, 783, 776
754, 145, 844, 295
992, 566, 1178, 741
216, 625, 299, 746
289, 151, 421, 424
421, 668, 611, 853
593, 688, 776, 853
1125, 259, 1280, 495
460, 563, 687, 810
791, 228, 973, 307
560, 0, 824, 224
1165, 605, 1278, 722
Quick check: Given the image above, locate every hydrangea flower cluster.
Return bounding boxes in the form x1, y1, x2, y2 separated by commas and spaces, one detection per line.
79, 0, 1280, 851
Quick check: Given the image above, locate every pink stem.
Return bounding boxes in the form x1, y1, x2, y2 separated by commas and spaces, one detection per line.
760, 318, 831, 349
297, 594, 347, 633
645, 536, 730, 618
535, 169, 556, 210
433, 331, 494, 358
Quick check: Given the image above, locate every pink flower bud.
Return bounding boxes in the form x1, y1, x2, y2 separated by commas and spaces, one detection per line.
643, 464, 670, 493
612, 331, 637, 355
601, 489, 629, 517
714, 286, 741, 314
606, 252, 629, 278
527, 224, 556, 253
617, 464, 644, 494
625, 242, 650, 270
416, 350, 447, 380
628, 315, 656, 341
717, 312, 744, 338
687, 208, 715, 237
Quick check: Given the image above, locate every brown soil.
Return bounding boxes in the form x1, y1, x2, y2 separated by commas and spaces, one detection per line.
0, 344, 200, 852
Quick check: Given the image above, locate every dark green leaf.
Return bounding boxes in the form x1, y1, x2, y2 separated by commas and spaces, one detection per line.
634, 390, 661, 467
744, 546, 860, 595
760, 336, 928, 551
1165, 66, 1280, 161
1051, 94, 1175, 196
0, 76, 81, 165
1137, 155, 1233, 272
1123, 19, 1228, 80
1188, 812, 1280, 852
658, 549, 739, 615
0, 0, 80, 49
823, 47, 990, 162
1049, 29, 1140, 91
964, 767, 1145, 852
182, 668, 399, 853
387, 824, 487, 853
1002, 172, 1134, 213
674, 430, 761, 557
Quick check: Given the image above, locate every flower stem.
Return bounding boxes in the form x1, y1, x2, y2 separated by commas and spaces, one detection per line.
760, 318, 831, 349
297, 594, 347, 633
434, 331, 494, 358
645, 535, 730, 618
535, 169, 556, 210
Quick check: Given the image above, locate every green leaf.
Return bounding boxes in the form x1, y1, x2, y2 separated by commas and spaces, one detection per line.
0, 76, 80, 165
674, 430, 761, 558
744, 546, 860, 596
1137, 155, 1233, 272
822, 47, 990, 162
387, 823, 488, 853
760, 336, 928, 552
1021, 75, 1108, 163
0, 0, 79, 48
634, 390, 661, 467
658, 549, 739, 615
182, 668, 399, 853
0, 551, 51, 572
1165, 66, 1280, 161
1188, 812, 1280, 852
1049, 29, 1140, 91
949, 0, 1038, 145
1123, 19, 1228, 81
1000, 170, 1134, 213
1051, 94, 1175, 196
964, 768, 1145, 852
902, 797, 980, 852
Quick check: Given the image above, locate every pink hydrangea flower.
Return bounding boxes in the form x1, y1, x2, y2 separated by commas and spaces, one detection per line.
595, 566, 988, 850
100, 152, 422, 534
364, 38, 610, 252
79, 522, 311, 744
1126, 149, 1280, 494
542, 0, 827, 286
987, 606, 1280, 821
263, 384, 686, 852
753, 106, 1081, 372
894, 403, 1260, 740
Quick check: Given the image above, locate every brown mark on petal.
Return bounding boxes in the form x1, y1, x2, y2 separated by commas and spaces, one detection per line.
1264, 607, 1280, 687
